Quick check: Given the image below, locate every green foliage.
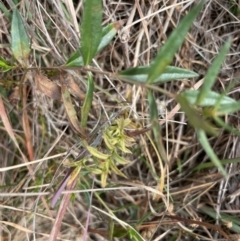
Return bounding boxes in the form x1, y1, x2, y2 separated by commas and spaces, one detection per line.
195, 39, 231, 105
146, 1, 203, 83
11, 8, 30, 67
80, 0, 103, 65
81, 72, 94, 127
66, 118, 136, 188
66, 23, 119, 67
0, 58, 15, 72
199, 206, 240, 233
119, 66, 198, 83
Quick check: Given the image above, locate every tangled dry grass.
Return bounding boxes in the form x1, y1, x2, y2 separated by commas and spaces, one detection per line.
1, 0, 240, 240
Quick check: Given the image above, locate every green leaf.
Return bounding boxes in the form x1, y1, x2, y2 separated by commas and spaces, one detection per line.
147, 91, 167, 162
197, 129, 227, 177
216, 102, 240, 115
119, 66, 198, 83
98, 22, 119, 52
128, 227, 145, 241
0, 3, 10, 19
81, 72, 94, 127
196, 39, 231, 105
67, 23, 118, 67
147, 2, 203, 83
0, 58, 15, 72
194, 157, 240, 171
183, 90, 236, 107
81, 0, 103, 65
199, 206, 240, 233
85, 145, 110, 160
66, 50, 84, 67
176, 93, 217, 135
11, 8, 30, 67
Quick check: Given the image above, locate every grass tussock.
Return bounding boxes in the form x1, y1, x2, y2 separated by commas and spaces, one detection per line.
1, 0, 240, 241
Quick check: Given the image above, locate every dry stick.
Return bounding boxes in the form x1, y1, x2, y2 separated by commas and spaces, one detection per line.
49, 180, 77, 241
163, 215, 232, 241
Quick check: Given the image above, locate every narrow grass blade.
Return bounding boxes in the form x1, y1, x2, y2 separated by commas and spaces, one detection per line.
0, 2, 10, 19
147, 1, 203, 83
197, 129, 227, 177
196, 39, 231, 105
11, 8, 30, 67
81, 0, 102, 65
177, 93, 217, 135
81, 72, 94, 127
147, 91, 167, 162
128, 227, 145, 241
199, 206, 240, 233
194, 157, 240, 171
97, 22, 121, 52
148, 91, 161, 146
119, 66, 198, 83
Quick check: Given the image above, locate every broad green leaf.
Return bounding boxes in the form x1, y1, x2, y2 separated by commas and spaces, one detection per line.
197, 129, 227, 177
147, 2, 203, 83
11, 8, 30, 67
196, 39, 231, 105
183, 90, 236, 106
67, 23, 118, 67
81, 0, 103, 65
119, 66, 198, 83
176, 93, 217, 135
81, 72, 94, 127
215, 102, 240, 115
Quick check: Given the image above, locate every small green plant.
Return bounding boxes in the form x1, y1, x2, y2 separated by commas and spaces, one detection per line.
2, 0, 240, 240
65, 117, 136, 188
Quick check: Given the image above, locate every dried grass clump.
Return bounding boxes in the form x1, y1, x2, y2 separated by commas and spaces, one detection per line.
1, 0, 240, 240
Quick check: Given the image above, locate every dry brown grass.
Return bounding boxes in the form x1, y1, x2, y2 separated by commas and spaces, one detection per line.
1, 0, 240, 240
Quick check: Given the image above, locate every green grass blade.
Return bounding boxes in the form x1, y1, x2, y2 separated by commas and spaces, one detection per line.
183, 90, 236, 107
199, 206, 240, 233
81, 0, 103, 65
197, 129, 227, 177
196, 39, 231, 105
177, 93, 217, 135
147, 1, 203, 83
119, 66, 198, 83
67, 23, 118, 67
147, 91, 167, 162
194, 157, 240, 171
11, 8, 30, 67
81, 72, 94, 127
97, 22, 119, 52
